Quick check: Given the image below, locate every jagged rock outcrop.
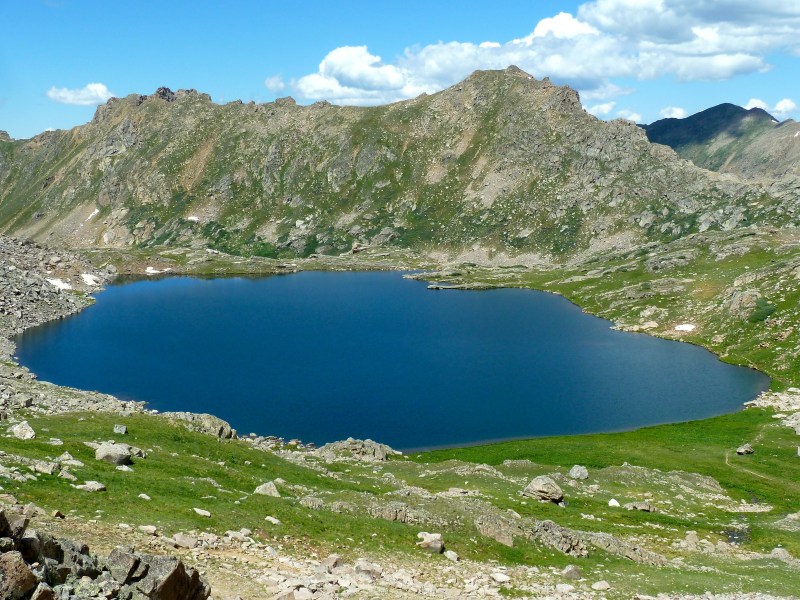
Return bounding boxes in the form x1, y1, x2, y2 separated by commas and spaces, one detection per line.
160, 411, 237, 438
0, 509, 211, 599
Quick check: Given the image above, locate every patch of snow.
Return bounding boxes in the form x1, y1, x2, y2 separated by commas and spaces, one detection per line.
674, 323, 696, 332
46, 278, 72, 291
795, 131, 799, 138
145, 266, 172, 275
85, 208, 100, 222
81, 273, 100, 286
187, 215, 200, 222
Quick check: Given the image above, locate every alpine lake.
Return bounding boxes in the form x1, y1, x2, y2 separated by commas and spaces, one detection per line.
14, 271, 769, 451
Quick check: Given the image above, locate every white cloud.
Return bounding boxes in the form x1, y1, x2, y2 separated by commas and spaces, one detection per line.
264, 75, 286, 93
527, 12, 599, 40
773, 98, 797, 118
659, 106, 688, 119
46, 82, 113, 106
282, 1, 800, 108
616, 109, 643, 122
745, 97, 797, 120
745, 98, 769, 110
588, 101, 616, 116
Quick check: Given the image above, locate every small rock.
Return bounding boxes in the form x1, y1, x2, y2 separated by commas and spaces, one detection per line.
9, 421, 36, 440
624, 501, 657, 512
490, 572, 511, 583
592, 580, 611, 591
113, 424, 128, 435
568, 465, 589, 480
322, 554, 342, 570
556, 583, 575, 593
416, 531, 444, 553
173, 533, 198, 548
561, 564, 582, 580
138, 525, 158, 536
608, 498, 620, 507
444, 550, 459, 562
193, 508, 211, 517
264, 516, 281, 525
771, 547, 792, 560
737, 443, 754, 455
116, 465, 133, 472
75, 481, 106, 492
354, 558, 382, 580
138, 493, 151, 501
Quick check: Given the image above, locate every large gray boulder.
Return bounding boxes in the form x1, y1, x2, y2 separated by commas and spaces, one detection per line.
9, 421, 36, 440
253, 481, 280, 497
95, 443, 132, 465
568, 465, 589, 480
522, 476, 564, 503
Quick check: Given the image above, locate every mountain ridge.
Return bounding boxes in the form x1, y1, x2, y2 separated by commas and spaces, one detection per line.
0, 67, 783, 262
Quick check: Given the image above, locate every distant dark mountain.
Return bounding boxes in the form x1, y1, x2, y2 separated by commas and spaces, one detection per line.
643, 104, 800, 190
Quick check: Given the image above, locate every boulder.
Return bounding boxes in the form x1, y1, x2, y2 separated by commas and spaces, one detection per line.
737, 443, 754, 455
75, 481, 106, 492
0, 551, 38, 599
95, 443, 132, 465
354, 558, 382, 580
254, 481, 280, 497
561, 564, 583, 580
161, 412, 236, 439
416, 531, 444, 553
522, 476, 564, 503
113, 424, 128, 435
9, 420, 35, 440
317, 437, 400, 462
568, 465, 589, 480
624, 501, 657, 512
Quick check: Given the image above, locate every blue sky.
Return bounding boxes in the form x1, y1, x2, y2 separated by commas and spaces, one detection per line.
1, 0, 798, 139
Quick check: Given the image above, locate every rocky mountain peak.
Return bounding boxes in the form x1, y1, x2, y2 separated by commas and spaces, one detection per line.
0, 130, 11, 142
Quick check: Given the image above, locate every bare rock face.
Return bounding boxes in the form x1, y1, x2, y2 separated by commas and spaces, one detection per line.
416, 532, 444, 554
522, 476, 564, 503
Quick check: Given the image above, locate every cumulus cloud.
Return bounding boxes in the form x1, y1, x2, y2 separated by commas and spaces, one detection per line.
587, 101, 616, 116
773, 98, 797, 118
745, 98, 769, 110
659, 106, 688, 118
264, 75, 286, 93
745, 97, 797, 120
616, 109, 643, 122
46, 83, 113, 105
281, 0, 800, 111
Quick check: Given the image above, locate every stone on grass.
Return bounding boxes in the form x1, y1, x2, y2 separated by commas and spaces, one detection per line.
737, 443, 754, 455
561, 564, 583, 580
138, 525, 158, 536
9, 421, 36, 440
95, 443, 132, 466
568, 465, 589, 480
444, 550, 459, 562
416, 531, 444, 553
624, 501, 657, 512
608, 498, 620, 507
113, 424, 128, 435
592, 580, 612, 591
138, 493, 151, 501
193, 508, 211, 517
253, 481, 280, 497
522, 476, 564, 503
264, 516, 281, 525
75, 481, 106, 492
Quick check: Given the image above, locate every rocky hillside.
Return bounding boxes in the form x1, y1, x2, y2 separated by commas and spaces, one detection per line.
0, 68, 787, 262
644, 104, 800, 198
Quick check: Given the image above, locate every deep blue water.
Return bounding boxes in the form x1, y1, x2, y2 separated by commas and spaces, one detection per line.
14, 272, 769, 451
